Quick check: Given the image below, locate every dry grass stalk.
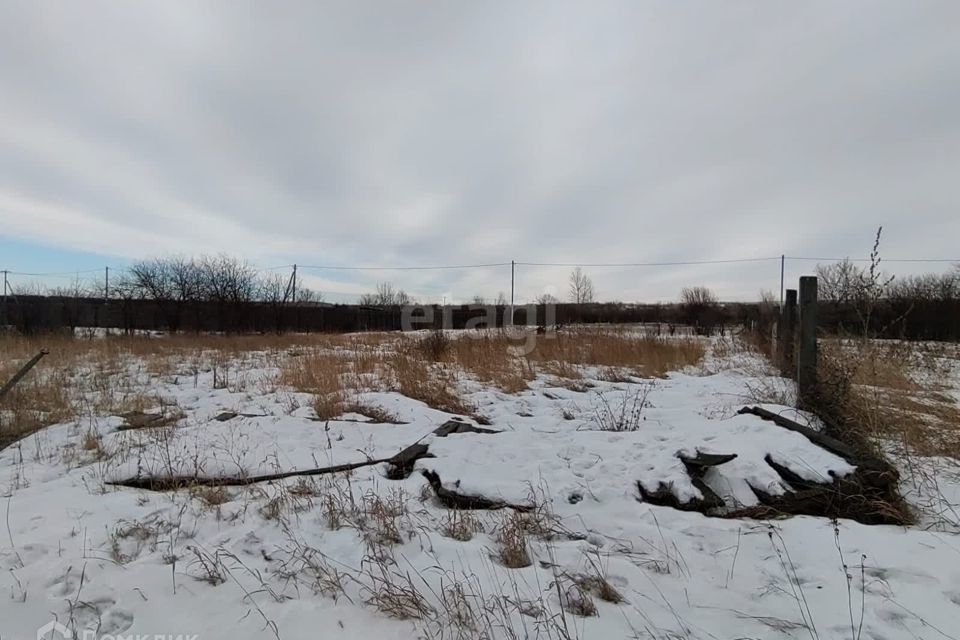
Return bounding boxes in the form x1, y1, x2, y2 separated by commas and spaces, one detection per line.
278, 352, 346, 420
495, 511, 531, 568
339, 400, 402, 424
558, 581, 597, 617
440, 334, 534, 393
527, 328, 706, 378
387, 352, 477, 417
819, 339, 960, 459
441, 510, 484, 542
361, 561, 435, 620
589, 383, 655, 432
192, 485, 232, 507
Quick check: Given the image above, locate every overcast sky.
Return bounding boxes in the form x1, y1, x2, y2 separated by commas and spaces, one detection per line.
1, 1, 958, 303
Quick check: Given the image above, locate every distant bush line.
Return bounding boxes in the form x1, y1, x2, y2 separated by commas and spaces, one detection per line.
3, 295, 959, 340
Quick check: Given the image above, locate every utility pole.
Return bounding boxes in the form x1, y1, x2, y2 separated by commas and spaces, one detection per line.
509, 260, 515, 326
292, 264, 297, 304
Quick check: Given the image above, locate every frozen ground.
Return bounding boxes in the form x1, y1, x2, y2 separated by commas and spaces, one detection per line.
2, 337, 959, 640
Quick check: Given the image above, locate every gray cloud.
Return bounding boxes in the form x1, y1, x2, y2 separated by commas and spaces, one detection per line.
1, 0, 958, 302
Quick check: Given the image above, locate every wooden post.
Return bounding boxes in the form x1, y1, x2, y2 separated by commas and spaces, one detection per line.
780, 289, 797, 375
1, 270, 7, 329
0, 350, 49, 402
797, 276, 818, 402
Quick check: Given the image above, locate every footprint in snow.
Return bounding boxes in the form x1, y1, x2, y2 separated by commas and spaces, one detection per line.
99, 608, 135, 635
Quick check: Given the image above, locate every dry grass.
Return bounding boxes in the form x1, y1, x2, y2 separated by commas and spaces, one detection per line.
0, 362, 74, 442
441, 510, 484, 542
1, 327, 705, 448
440, 334, 535, 394
387, 352, 478, 418
494, 511, 531, 568
278, 352, 346, 420
192, 485, 233, 507
527, 328, 706, 378
339, 400, 402, 424
1, 331, 342, 443
818, 339, 960, 459
589, 383, 655, 432
557, 581, 597, 617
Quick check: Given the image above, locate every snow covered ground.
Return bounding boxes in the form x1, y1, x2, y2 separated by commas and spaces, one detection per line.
2, 334, 959, 640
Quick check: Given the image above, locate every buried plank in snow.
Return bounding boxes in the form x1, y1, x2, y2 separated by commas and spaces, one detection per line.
636, 441, 907, 524
213, 411, 269, 422
108, 441, 434, 490
433, 419, 501, 437
728, 453, 908, 525
636, 449, 736, 512
636, 479, 725, 512
115, 411, 181, 431
421, 469, 532, 511
385, 443, 433, 479
737, 405, 858, 462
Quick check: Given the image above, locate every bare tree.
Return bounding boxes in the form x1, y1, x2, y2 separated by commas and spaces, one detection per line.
359, 282, 411, 306
680, 286, 718, 308
495, 291, 507, 306
680, 286, 719, 334
815, 258, 862, 304
568, 267, 595, 304
129, 258, 173, 300
535, 292, 558, 305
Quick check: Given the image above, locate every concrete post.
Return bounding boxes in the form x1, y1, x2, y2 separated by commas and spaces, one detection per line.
798, 277, 818, 402
780, 289, 798, 375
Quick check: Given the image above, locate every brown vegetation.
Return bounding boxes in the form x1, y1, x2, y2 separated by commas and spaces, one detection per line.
817, 339, 960, 460
527, 328, 706, 378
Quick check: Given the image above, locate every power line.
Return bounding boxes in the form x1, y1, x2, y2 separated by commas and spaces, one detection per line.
6, 267, 113, 276
785, 256, 960, 263
4, 255, 956, 278
516, 257, 781, 267
298, 262, 511, 271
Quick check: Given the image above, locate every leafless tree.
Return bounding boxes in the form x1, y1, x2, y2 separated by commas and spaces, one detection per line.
568, 267, 595, 304
535, 292, 558, 305
199, 255, 257, 304
129, 258, 173, 300
360, 282, 411, 306
680, 286, 718, 308
495, 291, 508, 306
815, 258, 862, 304
680, 286, 719, 334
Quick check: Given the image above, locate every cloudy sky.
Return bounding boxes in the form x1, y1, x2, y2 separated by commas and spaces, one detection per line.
1, 1, 958, 303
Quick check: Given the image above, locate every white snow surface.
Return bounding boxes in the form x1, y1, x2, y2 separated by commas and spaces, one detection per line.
1, 345, 959, 640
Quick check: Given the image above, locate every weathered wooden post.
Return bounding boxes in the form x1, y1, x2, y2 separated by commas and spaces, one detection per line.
0, 350, 48, 402
797, 277, 818, 402
779, 289, 798, 376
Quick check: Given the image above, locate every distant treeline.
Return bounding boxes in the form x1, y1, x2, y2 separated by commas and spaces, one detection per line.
815, 259, 960, 340
1, 295, 761, 335
3, 254, 958, 339
3, 293, 958, 340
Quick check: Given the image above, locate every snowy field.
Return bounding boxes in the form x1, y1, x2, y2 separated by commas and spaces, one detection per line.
2, 330, 959, 640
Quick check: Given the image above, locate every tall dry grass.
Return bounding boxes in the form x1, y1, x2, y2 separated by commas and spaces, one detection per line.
526, 328, 706, 378
277, 352, 346, 419
817, 339, 960, 459
432, 333, 535, 394
386, 350, 478, 418
2, 327, 710, 442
